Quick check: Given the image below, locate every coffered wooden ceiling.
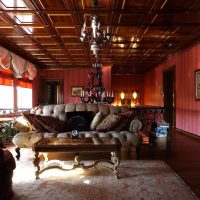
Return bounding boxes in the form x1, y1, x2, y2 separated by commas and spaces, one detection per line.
1, 0, 200, 74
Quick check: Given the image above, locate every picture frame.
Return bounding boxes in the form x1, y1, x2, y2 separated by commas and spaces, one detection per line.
195, 69, 200, 100
71, 86, 83, 97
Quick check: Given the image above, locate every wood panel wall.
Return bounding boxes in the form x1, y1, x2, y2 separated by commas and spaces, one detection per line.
144, 44, 200, 136
32, 68, 41, 107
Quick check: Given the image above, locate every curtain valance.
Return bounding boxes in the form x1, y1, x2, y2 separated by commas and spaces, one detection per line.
0, 46, 37, 80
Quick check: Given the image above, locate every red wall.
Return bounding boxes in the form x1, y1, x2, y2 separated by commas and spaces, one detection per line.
41, 67, 111, 103
112, 74, 144, 104
144, 66, 163, 106
144, 44, 200, 136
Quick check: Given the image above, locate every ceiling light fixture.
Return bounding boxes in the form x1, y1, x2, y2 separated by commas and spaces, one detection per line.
80, 0, 111, 57
80, 60, 114, 104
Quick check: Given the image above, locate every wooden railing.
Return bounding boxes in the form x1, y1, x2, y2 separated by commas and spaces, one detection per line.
0, 108, 31, 118
133, 105, 165, 135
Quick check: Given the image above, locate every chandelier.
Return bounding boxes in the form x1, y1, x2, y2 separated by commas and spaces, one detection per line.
80, 0, 111, 57
80, 61, 114, 104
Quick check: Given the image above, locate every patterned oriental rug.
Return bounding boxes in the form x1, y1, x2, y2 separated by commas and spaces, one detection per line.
12, 160, 198, 200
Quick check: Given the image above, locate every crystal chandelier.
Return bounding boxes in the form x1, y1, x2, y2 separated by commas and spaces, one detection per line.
80, 61, 114, 104
80, 0, 111, 57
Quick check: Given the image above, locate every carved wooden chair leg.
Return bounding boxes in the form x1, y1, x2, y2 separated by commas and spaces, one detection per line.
15, 147, 21, 160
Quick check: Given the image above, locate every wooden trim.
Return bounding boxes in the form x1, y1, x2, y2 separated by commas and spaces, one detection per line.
175, 128, 200, 141
195, 69, 200, 100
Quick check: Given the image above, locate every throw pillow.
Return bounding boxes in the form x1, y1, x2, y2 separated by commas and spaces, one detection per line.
34, 115, 68, 134
96, 113, 121, 132
90, 112, 103, 131
66, 111, 94, 126
22, 113, 67, 134
115, 111, 134, 132
66, 116, 88, 131
22, 113, 46, 132
14, 116, 30, 132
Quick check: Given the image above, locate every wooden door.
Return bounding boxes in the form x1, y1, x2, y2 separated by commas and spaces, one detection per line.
163, 67, 175, 127
40, 79, 64, 105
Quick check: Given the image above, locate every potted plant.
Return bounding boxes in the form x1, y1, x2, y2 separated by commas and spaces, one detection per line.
0, 120, 17, 144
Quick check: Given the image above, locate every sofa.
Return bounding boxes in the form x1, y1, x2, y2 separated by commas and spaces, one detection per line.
12, 103, 143, 160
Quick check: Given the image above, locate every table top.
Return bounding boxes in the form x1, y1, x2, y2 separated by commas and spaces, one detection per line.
32, 137, 121, 153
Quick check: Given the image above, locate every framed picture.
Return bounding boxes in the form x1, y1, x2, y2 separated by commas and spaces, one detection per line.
195, 69, 200, 100
71, 86, 83, 97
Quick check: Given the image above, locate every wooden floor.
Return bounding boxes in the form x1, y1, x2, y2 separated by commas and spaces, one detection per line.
139, 128, 200, 199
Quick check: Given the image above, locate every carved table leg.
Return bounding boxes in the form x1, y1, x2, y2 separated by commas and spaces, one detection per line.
33, 152, 40, 179
73, 153, 83, 168
43, 153, 48, 167
111, 152, 120, 179
15, 147, 20, 160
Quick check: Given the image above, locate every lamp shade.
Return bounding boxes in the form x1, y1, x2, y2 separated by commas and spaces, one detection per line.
132, 91, 137, 99
120, 91, 125, 100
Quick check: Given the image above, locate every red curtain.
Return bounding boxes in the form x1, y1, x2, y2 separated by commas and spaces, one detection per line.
17, 80, 32, 89
0, 46, 37, 80
0, 46, 11, 69
0, 77, 13, 86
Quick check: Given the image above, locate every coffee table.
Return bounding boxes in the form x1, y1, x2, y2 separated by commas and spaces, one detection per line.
32, 137, 121, 179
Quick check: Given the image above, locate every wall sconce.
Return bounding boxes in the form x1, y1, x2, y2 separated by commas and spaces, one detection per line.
120, 91, 131, 106
120, 91, 139, 106
120, 91, 125, 100
132, 91, 137, 100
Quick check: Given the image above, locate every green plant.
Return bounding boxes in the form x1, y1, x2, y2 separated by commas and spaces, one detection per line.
0, 121, 17, 142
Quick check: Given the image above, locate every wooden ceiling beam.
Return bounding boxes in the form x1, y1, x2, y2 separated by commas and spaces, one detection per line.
2, 8, 199, 15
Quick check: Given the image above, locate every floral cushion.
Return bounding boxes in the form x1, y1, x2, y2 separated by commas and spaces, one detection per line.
96, 113, 121, 132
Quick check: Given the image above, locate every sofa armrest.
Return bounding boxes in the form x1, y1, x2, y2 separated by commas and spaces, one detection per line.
129, 119, 142, 133
119, 131, 141, 147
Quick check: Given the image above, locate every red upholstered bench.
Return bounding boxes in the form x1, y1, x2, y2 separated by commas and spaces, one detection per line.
0, 143, 16, 200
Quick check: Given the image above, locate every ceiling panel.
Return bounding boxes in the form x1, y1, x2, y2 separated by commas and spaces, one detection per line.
0, 0, 200, 74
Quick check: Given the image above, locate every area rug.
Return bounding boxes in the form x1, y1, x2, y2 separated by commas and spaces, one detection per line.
12, 159, 198, 200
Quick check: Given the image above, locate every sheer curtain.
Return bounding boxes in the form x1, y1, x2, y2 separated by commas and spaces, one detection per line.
0, 77, 14, 113
17, 80, 32, 110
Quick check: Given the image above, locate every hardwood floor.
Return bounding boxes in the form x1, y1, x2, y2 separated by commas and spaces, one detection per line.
139, 128, 200, 199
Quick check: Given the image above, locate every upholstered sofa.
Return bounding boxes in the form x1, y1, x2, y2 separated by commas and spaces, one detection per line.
12, 103, 143, 160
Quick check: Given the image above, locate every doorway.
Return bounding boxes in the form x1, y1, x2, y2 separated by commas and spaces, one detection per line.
40, 79, 64, 105
163, 67, 175, 127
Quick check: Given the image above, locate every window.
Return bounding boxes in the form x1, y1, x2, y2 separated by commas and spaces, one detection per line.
17, 81, 32, 110
0, 78, 14, 113
0, 85, 14, 110
0, 77, 32, 114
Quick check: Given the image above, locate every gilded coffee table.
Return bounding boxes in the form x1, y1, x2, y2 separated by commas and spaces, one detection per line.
32, 137, 121, 179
